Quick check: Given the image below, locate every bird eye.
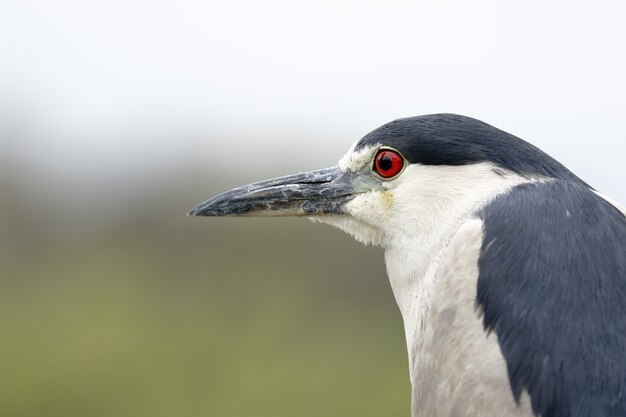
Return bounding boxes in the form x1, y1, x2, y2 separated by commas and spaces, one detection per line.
374, 149, 404, 179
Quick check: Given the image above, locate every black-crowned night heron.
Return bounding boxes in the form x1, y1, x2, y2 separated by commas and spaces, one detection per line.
188, 114, 626, 417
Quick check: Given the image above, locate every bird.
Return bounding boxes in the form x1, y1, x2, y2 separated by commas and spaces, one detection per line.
188, 114, 626, 417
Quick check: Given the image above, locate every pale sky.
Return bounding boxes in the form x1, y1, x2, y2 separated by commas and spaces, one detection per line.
1, 0, 624, 206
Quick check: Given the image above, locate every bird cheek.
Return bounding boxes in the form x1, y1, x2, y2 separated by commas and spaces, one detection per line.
344, 191, 391, 228
381, 190, 394, 211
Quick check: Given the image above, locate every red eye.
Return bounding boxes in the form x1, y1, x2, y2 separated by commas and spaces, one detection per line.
374, 149, 404, 178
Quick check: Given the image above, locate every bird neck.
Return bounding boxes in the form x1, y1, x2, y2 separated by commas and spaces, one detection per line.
384, 222, 462, 378
382, 165, 533, 382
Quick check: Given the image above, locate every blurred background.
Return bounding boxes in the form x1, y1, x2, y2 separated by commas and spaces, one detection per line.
1, 1, 625, 416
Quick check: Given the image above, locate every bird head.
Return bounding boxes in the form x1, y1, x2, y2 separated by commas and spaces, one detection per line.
188, 114, 583, 247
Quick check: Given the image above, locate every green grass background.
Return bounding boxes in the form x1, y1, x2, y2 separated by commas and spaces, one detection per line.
1, 183, 409, 417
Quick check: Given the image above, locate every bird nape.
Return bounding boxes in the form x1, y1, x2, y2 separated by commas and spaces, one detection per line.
188, 113, 626, 417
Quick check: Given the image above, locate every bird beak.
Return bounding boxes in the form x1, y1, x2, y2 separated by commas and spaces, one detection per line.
187, 166, 361, 217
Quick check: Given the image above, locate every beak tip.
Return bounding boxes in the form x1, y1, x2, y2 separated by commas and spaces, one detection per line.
187, 206, 206, 217
187, 202, 229, 217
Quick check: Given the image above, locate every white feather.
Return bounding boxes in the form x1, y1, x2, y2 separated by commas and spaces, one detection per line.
338, 143, 376, 173
593, 189, 626, 216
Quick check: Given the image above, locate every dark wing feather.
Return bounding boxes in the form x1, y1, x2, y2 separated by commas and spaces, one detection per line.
478, 180, 626, 417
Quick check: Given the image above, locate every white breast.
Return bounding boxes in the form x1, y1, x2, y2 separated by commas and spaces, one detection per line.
400, 218, 533, 417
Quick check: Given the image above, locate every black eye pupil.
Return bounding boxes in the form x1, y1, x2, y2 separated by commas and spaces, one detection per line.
379, 156, 393, 171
